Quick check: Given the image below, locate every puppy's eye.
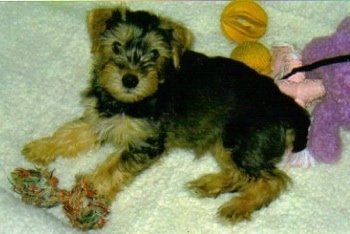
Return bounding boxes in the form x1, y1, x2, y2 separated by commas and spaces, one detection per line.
112, 41, 122, 54
149, 49, 159, 60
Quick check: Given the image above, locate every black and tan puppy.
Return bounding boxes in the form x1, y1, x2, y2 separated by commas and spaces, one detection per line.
22, 6, 310, 224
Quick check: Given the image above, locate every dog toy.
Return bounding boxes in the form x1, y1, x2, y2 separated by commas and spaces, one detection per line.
231, 41, 272, 76
220, 0, 268, 44
222, 0, 272, 77
301, 16, 350, 164
10, 167, 110, 230
270, 41, 326, 108
270, 41, 304, 81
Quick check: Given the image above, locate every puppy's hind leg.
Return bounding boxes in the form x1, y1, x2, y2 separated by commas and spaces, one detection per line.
218, 123, 292, 223
187, 141, 246, 198
188, 125, 292, 223
218, 169, 290, 223
22, 119, 98, 165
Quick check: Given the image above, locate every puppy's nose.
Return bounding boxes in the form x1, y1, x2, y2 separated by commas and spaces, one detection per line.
122, 74, 139, 89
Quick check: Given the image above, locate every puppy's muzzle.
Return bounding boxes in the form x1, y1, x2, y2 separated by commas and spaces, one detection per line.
122, 74, 139, 89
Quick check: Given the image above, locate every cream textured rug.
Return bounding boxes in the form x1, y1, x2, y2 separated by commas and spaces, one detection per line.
1, 1, 350, 234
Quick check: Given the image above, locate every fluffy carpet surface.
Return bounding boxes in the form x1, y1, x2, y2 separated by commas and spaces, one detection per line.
1, 1, 350, 234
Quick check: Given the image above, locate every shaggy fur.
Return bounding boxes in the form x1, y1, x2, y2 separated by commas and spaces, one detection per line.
22, 6, 310, 223
302, 17, 350, 164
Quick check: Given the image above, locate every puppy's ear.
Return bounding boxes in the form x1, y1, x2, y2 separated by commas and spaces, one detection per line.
161, 20, 193, 69
86, 7, 126, 53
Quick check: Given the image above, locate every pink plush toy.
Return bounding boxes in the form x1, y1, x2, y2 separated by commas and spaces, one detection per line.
302, 17, 350, 164
270, 41, 304, 82
270, 42, 325, 108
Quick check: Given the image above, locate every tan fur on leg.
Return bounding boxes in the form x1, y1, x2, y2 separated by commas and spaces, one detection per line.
22, 119, 98, 165
218, 169, 291, 223
84, 150, 161, 202
187, 141, 246, 198
188, 141, 291, 223
83, 150, 130, 202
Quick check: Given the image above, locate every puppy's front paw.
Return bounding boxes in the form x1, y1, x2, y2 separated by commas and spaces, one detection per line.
22, 137, 57, 165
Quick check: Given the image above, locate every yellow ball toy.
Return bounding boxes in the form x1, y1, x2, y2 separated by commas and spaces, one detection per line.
230, 41, 272, 76
221, 0, 268, 44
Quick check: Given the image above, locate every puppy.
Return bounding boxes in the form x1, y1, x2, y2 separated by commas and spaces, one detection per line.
22, 6, 310, 224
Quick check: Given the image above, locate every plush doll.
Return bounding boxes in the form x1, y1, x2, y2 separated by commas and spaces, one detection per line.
270, 41, 326, 108
302, 16, 350, 164
270, 41, 304, 81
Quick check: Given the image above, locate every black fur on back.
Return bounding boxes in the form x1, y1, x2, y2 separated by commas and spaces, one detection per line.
165, 50, 310, 175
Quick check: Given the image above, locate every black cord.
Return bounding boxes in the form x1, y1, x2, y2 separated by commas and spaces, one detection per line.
281, 54, 350, 80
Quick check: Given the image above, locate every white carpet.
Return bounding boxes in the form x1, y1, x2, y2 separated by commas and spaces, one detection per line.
1, 1, 350, 234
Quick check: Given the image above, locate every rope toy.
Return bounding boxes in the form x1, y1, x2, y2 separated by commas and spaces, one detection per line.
64, 176, 110, 230
10, 167, 110, 231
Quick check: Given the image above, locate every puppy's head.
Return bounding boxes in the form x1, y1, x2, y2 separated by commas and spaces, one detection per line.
87, 6, 192, 103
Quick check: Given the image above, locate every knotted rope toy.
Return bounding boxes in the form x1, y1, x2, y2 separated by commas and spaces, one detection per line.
10, 167, 110, 230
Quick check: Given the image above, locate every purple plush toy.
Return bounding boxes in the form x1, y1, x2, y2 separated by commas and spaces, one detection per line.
302, 17, 350, 164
